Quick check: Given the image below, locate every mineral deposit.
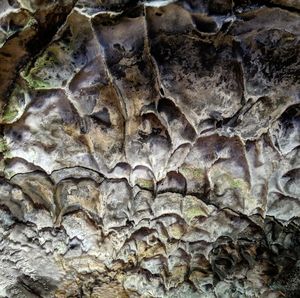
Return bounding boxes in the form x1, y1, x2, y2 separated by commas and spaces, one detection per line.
0, 0, 299, 297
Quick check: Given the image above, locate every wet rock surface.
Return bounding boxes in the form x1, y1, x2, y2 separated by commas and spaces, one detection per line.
0, 0, 299, 297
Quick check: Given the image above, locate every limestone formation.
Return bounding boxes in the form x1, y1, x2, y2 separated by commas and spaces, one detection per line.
0, 0, 299, 297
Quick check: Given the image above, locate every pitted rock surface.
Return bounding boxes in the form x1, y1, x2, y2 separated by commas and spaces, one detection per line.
0, 0, 299, 297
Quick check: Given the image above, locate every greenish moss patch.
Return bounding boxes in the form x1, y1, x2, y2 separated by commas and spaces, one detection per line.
23, 74, 51, 89
2, 107, 18, 123
22, 47, 62, 89
136, 178, 154, 190
183, 196, 209, 223
184, 206, 206, 221
180, 166, 204, 180
1, 84, 28, 123
0, 139, 8, 153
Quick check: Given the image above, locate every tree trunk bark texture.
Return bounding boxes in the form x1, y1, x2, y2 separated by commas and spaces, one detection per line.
0, 0, 299, 297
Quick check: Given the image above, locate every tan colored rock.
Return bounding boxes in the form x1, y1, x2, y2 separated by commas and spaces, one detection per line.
0, 1, 299, 297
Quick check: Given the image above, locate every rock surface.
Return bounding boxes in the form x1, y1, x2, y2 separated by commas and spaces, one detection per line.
0, 0, 299, 297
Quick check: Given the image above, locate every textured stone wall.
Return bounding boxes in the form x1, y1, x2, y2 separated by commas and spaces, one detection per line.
0, 0, 299, 297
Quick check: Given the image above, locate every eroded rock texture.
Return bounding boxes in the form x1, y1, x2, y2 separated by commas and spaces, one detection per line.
0, 0, 299, 297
